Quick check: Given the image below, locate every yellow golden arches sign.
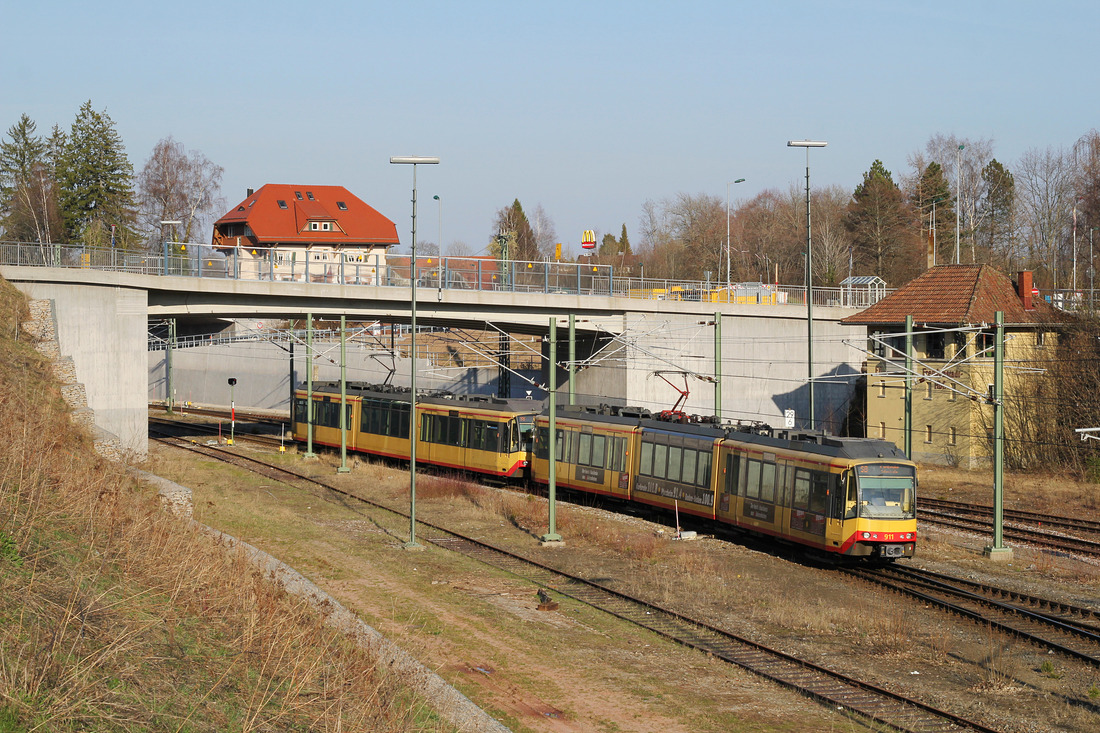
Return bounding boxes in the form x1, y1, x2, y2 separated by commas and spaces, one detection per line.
581, 230, 596, 249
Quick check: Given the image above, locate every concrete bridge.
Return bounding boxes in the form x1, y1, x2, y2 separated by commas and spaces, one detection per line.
2, 246, 876, 457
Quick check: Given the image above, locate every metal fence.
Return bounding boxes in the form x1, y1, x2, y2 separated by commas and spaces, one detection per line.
0, 240, 890, 308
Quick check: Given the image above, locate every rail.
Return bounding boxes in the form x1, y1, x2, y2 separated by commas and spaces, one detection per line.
1, 239, 891, 308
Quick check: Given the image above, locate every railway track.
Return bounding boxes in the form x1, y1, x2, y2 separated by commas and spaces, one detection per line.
150, 416, 287, 449
843, 564, 1100, 666
153, 435, 999, 733
920, 497, 1100, 535
918, 504, 1100, 558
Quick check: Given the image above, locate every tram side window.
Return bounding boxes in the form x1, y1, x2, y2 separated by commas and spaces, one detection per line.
606, 436, 625, 472
696, 450, 712, 487
759, 462, 776, 503
809, 471, 830, 514
534, 426, 549, 459
724, 454, 740, 495
578, 432, 592, 466
745, 459, 761, 499
293, 397, 312, 424
316, 400, 351, 429
793, 469, 811, 510
653, 443, 669, 479
470, 420, 503, 453
591, 434, 606, 468
639, 440, 654, 476
682, 449, 697, 486
668, 445, 683, 483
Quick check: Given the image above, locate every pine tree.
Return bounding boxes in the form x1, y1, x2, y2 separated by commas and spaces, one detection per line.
910, 162, 956, 264
56, 101, 136, 247
619, 223, 631, 254
845, 160, 919, 284
492, 199, 538, 261
977, 159, 1016, 267
0, 114, 60, 242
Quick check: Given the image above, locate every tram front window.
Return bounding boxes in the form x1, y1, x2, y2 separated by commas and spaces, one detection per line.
856, 465, 915, 520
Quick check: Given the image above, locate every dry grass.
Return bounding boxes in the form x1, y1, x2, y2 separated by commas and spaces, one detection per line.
0, 277, 446, 732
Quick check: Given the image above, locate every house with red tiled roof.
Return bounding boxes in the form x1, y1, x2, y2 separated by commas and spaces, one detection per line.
841, 265, 1070, 467
211, 184, 399, 283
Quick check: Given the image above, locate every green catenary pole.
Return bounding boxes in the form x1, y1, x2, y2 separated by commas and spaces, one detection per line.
568, 313, 576, 405
904, 315, 913, 459
338, 315, 350, 473
542, 317, 562, 543
985, 311, 1012, 559
714, 311, 722, 421
305, 313, 316, 458
166, 318, 175, 413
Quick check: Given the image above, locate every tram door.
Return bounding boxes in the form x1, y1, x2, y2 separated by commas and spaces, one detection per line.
826, 471, 847, 549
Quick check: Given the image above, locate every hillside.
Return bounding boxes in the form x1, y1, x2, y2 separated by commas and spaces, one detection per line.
0, 276, 448, 732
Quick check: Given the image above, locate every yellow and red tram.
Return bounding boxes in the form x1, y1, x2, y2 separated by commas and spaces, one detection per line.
531, 406, 916, 561
291, 382, 539, 478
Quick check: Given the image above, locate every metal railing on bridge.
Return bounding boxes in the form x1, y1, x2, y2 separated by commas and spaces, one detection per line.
1, 240, 890, 309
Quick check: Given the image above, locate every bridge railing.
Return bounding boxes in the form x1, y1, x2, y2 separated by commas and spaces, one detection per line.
1, 240, 890, 308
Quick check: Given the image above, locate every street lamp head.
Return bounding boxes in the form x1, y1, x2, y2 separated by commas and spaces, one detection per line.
787, 140, 827, 148
390, 156, 440, 165
160, 220, 182, 225
733, 178, 746, 184
433, 194, 440, 200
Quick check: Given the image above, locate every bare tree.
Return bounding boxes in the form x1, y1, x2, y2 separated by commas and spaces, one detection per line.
136, 136, 224, 246
1016, 145, 1075, 287
529, 203, 557, 258
909, 134, 995, 263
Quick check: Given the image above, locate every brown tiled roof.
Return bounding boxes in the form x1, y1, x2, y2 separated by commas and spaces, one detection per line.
213, 184, 399, 247
840, 265, 1068, 327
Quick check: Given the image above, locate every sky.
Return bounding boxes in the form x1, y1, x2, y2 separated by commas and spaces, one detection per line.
3, 1, 1096, 257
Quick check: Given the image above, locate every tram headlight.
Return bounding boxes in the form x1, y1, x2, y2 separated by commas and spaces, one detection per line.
861, 532, 870, 539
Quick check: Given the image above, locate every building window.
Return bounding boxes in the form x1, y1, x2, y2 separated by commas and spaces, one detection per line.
952, 332, 967, 358
949, 427, 957, 445
878, 381, 886, 398
879, 422, 887, 439
977, 330, 995, 356
925, 381, 933, 400
277, 200, 288, 209
310, 222, 319, 230
1036, 330, 1046, 347
926, 331, 946, 360
337, 201, 348, 211
322, 222, 331, 231
295, 191, 303, 200
307, 191, 315, 201
925, 425, 933, 443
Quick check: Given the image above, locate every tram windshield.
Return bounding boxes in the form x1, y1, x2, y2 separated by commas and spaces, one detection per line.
855, 464, 916, 520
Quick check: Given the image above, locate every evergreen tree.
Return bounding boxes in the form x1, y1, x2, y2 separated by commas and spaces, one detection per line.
0, 114, 61, 242
598, 232, 618, 256
845, 160, 919, 284
910, 162, 956, 264
619, 223, 631, 254
56, 101, 136, 247
977, 159, 1016, 267
491, 199, 538, 261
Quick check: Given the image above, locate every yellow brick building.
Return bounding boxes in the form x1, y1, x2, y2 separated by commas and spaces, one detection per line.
841, 266, 1066, 467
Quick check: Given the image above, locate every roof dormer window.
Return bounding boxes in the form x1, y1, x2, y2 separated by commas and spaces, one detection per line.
294, 191, 303, 200
277, 200, 288, 209
306, 191, 315, 201
337, 201, 348, 211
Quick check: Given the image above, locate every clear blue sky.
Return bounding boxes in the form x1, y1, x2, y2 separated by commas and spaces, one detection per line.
3, 1, 1095, 256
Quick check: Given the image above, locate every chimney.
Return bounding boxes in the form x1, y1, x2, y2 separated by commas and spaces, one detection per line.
1017, 271, 1033, 310
247, 188, 254, 197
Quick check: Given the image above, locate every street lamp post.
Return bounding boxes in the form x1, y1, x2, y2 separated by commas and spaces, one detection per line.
725, 178, 746, 291
434, 194, 443, 295
788, 140, 827, 431
160, 219, 181, 275
390, 156, 440, 550
956, 144, 964, 264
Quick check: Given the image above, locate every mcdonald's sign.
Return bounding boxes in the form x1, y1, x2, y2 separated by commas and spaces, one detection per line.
581, 230, 596, 250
